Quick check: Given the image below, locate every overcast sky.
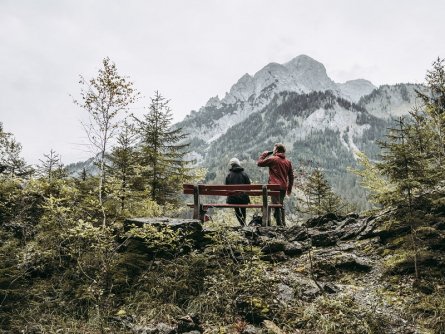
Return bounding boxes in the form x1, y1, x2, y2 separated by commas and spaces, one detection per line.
1, 0, 444, 165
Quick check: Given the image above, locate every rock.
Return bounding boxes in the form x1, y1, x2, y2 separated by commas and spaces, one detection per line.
336, 217, 359, 230
283, 241, 303, 256
124, 217, 204, 255
315, 252, 373, 275
261, 251, 287, 262
262, 320, 289, 334
323, 282, 339, 294
276, 283, 294, 304
433, 221, 445, 230
242, 325, 262, 334
305, 213, 340, 228
177, 314, 202, 333
287, 226, 308, 241
310, 230, 338, 247
260, 237, 287, 254
125, 217, 202, 236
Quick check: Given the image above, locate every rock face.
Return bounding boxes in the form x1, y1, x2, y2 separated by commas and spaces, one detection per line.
121, 208, 445, 333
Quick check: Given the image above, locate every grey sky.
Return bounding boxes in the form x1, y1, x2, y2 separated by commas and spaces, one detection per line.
1, 0, 444, 164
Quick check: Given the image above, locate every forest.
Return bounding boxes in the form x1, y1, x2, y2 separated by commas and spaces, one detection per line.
1, 58, 445, 333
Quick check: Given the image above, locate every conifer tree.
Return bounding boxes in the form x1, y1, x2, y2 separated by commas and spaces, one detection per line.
377, 117, 426, 208
134, 91, 193, 205
0, 122, 28, 177
37, 149, 66, 181
303, 168, 344, 215
412, 57, 445, 182
349, 151, 396, 206
106, 120, 142, 214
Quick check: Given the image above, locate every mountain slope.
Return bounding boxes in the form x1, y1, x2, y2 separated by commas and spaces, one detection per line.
175, 55, 424, 209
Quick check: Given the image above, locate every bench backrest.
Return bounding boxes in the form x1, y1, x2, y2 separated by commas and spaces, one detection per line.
183, 184, 282, 197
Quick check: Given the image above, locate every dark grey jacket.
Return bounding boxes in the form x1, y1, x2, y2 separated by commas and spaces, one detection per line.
225, 164, 251, 204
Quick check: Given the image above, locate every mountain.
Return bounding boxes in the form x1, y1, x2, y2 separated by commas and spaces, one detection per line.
176, 55, 424, 209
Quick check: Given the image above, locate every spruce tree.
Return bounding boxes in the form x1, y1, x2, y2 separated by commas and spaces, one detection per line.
106, 120, 143, 214
377, 117, 426, 208
134, 91, 193, 205
303, 168, 344, 215
0, 123, 28, 177
412, 57, 445, 182
37, 149, 66, 181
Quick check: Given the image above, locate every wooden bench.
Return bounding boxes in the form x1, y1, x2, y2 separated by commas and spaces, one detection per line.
183, 184, 284, 226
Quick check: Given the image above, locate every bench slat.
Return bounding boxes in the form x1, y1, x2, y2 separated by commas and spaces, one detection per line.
186, 203, 283, 208
183, 184, 282, 191
183, 189, 281, 196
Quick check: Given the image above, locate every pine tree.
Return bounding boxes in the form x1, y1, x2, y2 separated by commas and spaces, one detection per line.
106, 120, 143, 214
0, 123, 28, 177
303, 168, 344, 216
412, 57, 445, 182
349, 151, 396, 207
37, 149, 67, 181
134, 91, 193, 205
377, 117, 427, 209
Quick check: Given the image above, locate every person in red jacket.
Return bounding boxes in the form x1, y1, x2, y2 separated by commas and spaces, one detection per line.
257, 143, 294, 226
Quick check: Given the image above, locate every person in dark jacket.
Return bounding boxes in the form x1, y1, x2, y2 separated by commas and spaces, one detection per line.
257, 143, 294, 226
225, 157, 251, 226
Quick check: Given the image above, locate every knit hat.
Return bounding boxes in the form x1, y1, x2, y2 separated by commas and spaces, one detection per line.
229, 157, 240, 166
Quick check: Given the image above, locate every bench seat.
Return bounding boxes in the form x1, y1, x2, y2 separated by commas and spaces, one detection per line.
183, 183, 284, 226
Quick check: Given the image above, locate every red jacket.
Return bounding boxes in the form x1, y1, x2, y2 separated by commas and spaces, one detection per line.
257, 151, 294, 193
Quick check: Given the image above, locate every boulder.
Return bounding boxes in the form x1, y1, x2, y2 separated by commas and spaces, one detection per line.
310, 230, 338, 247
283, 242, 304, 256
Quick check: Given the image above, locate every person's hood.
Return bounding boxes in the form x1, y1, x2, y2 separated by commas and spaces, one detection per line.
276, 153, 286, 159
229, 164, 244, 172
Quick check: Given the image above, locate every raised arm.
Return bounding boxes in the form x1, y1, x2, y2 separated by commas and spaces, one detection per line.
257, 151, 273, 167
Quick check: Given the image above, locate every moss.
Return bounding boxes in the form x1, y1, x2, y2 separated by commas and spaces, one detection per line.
408, 292, 445, 334
300, 294, 390, 333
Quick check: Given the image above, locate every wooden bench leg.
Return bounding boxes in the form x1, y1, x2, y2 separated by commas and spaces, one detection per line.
281, 206, 285, 226
262, 185, 268, 226
193, 185, 201, 221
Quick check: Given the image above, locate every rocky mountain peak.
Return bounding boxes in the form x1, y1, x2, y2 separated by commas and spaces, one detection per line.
223, 73, 255, 104
284, 54, 337, 91
222, 55, 339, 105
205, 95, 221, 108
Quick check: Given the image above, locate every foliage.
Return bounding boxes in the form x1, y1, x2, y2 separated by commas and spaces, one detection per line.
36, 149, 67, 181
74, 57, 140, 226
301, 168, 346, 216
134, 91, 194, 205
0, 122, 29, 176
349, 151, 396, 206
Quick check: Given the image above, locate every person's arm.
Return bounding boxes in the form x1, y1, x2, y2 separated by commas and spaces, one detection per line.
287, 163, 294, 195
257, 151, 273, 167
244, 173, 251, 184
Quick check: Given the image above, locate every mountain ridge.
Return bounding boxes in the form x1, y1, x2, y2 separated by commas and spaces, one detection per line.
174, 55, 425, 208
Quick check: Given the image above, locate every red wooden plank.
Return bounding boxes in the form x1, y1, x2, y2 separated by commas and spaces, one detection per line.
199, 184, 282, 191
184, 189, 280, 196
184, 184, 282, 194
186, 203, 283, 208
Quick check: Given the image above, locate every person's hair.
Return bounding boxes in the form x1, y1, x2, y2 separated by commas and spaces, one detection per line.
275, 143, 286, 153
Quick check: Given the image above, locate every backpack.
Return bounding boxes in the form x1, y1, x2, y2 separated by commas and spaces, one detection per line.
248, 214, 263, 227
